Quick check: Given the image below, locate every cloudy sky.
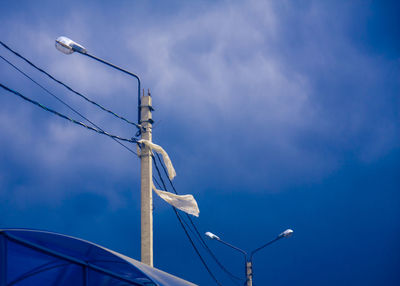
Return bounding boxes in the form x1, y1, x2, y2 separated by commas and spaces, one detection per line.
0, 0, 399, 285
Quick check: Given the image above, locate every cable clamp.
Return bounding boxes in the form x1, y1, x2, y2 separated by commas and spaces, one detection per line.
140, 104, 154, 111
140, 119, 154, 124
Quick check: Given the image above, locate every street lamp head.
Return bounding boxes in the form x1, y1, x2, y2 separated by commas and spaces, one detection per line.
55, 36, 87, 55
205, 231, 220, 240
278, 229, 294, 238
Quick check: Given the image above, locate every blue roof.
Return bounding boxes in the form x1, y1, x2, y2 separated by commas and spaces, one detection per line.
0, 229, 196, 286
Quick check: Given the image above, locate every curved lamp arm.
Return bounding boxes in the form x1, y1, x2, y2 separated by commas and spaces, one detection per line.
250, 229, 293, 260
205, 231, 247, 257
55, 36, 142, 125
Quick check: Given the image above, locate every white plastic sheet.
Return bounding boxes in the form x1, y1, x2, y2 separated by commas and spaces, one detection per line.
138, 139, 176, 180
138, 139, 199, 217
152, 184, 200, 217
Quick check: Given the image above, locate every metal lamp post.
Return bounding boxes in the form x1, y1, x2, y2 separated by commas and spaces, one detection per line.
55, 36, 141, 123
205, 229, 293, 286
55, 36, 155, 266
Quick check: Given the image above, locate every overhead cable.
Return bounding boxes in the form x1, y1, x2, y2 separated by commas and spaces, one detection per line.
155, 153, 243, 284
1, 40, 236, 284
0, 54, 138, 156
0, 83, 137, 144
154, 174, 205, 247
0, 40, 140, 129
152, 156, 222, 286
155, 154, 242, 282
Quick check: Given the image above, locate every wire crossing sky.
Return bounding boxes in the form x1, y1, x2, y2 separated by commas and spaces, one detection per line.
0, 1, 399, 285
0, 44, 237, 283
0, 52, 140, 156
0, 83, 137, 144
0, 40, 141, 129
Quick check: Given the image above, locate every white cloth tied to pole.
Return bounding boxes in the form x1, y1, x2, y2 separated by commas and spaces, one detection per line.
152, 184, 199, 217
138, 139, 176, 180
138, 139, 199, 217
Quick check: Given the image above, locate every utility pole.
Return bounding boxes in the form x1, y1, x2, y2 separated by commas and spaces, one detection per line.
54, 36, 156, 267
140, 90, 153, 266
246, 261, 253, 286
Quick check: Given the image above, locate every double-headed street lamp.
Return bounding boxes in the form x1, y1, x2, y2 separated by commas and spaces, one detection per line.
55, 36, 155, 266
205, 229, 294, 286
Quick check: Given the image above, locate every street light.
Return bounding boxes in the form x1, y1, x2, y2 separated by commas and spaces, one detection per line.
55, 36, 155, 267
55, 36, 141, 124
55, 36, 87, 54
205, 232, 220, 240
205, 229, 294, 286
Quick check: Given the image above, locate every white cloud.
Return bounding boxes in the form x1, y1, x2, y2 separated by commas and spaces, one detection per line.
0, 0, 398, 197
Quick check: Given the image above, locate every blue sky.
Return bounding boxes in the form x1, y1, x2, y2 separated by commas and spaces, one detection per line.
0, 0, 399, 285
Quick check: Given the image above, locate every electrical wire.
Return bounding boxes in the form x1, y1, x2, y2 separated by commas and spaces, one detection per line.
0, 78, 219, 283
0, 78, 222, 283
0, 83, 137, 144
153, 174, 206, 248
0, 40, 140, 129
1, 40, 237, 285
0, 54, 138, 156
152, 156, 222, 286
151, 155, 222, 286
154, 153, 244, 285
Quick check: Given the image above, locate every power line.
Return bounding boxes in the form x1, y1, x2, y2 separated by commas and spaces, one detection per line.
0, 73, 221, 284
154, 153, 243, 284
0, 83, 137, 144
0, 40, 140, 129
0, 53, 138, 156
151, 155, 223, 286
152, 173, 207, 259
1, 39, 237, 285
152, 156, 222, 286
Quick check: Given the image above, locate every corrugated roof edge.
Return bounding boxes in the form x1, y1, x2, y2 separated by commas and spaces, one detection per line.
0, 228, 197, 286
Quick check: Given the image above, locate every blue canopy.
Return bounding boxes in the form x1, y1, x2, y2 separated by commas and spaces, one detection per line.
0, 229, 196, 286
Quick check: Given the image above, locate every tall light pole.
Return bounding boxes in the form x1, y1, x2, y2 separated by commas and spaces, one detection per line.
55, 36, 154, 266
205, 229, 293, 286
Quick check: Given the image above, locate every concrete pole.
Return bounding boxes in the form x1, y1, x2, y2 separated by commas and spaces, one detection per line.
140, 91, 153, 266
246, 261, 253, 286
